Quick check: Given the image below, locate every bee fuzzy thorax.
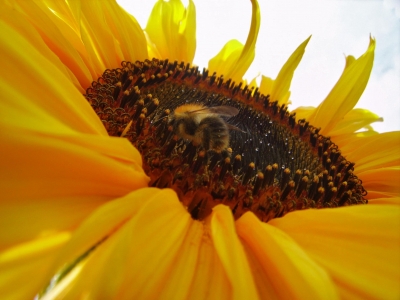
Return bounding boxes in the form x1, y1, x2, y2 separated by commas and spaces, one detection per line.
174, 104, 205, 115
172, 104, 207, 125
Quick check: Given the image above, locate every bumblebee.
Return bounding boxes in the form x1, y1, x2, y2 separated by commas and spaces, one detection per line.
169, 104, 240, 152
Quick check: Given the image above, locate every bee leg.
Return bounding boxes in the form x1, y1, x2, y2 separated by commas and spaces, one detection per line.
221, 149, 231, 158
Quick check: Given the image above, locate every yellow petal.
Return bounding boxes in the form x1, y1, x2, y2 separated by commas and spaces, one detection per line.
248, 74, 259, 90
4, 0, 93, 91
73, 0, 148, 76
99, 1, 148, 62
269, 204, 400, 299
360, 167, 400, 199
178, 0, 196, 62
308, 37, 375, 135
210, 205, 259, 300
259, 75, 274, 97
329, 108, 383, 137
79, 1, 123, 72
186, 226, 232, 300
369, 197, 400, 206
292, 106, 316, 121
208, 0, 260, 83
0, 232, 70, 299
236, 212, 339, 299
270, 36, 311, 105
344, 131, 400, 173
61, 203, 261, 300
208, 39, 245, 78
0, 3, 83, 92
279, 90, 291, 105
145, 0, 196, 63
47, 188, 194, 299
80, 2, 120, 70
0, 19, 148, 248
50, 188, 176, 271
152, 219, 203, 299
144, 31, 163, 59
344, 54, 356, 68
328, 130, 380, 152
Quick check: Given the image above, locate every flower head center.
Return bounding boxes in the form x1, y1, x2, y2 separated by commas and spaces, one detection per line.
85, 59, 367, 222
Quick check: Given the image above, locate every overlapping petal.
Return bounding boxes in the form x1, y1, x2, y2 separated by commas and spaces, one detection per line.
269, 203, 400, 299
2, 0, 92, 91
210, 206, 259, 299
145, 0, 196, 63
236, 213, 339, 299
44, 189, 191, 299
360, 167, 400, 199
41, 194, 259, 299
328, 108, 383, 138
0, 14, 148, 244
0, 4, 148, 297
0, 233, 70, 300
337, 131, 400, 202
295, 37, 376, 136
4, 0, 148, 91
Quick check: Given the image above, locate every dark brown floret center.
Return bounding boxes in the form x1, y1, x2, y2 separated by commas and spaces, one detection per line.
84, 59, 367, 222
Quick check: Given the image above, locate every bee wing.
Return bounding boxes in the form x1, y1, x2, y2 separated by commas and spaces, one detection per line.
227, 124, 247, 133
189, 106, 239, 117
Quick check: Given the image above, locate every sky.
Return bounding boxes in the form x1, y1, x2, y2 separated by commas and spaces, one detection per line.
117, 0, 400, 133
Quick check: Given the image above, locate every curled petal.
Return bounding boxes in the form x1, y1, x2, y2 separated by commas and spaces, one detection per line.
308, 37, 376, 135
208, 39, 245, 80
344, 54, 356, 68
208, 0, 260, 83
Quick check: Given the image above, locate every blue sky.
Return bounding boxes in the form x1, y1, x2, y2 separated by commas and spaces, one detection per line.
118, 0, 400, 133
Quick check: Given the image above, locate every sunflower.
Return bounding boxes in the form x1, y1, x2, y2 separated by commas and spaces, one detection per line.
0, 0, 399, 299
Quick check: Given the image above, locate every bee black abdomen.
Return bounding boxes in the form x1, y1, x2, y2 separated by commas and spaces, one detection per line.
175, 117, 197, 135
197, 116, 229, 151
